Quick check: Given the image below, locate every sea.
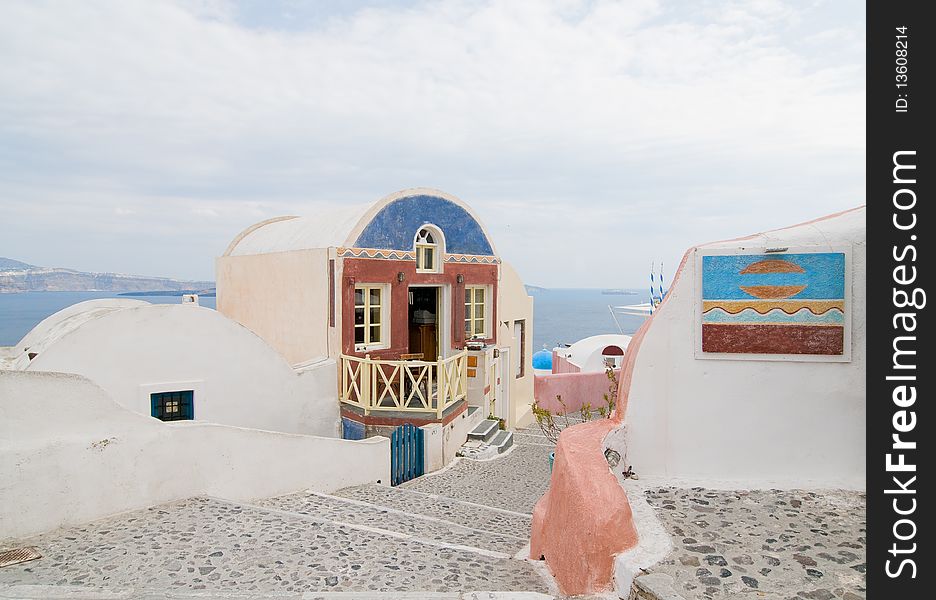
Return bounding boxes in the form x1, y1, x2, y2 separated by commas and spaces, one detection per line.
0, 289, 647, 349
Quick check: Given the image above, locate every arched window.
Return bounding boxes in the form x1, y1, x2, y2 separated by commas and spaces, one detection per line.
601, 345, 625, 369
414, 226, 443, 273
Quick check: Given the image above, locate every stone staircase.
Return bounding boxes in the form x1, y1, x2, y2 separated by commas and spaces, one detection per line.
254, 487, 530, 557
0, 483, 554, 598
458, 419, 514, 459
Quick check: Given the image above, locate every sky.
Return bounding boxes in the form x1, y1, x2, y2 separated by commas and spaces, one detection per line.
0, 0, 865, 288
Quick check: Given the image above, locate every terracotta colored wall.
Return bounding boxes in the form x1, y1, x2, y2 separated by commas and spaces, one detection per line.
533, 370, 619, 415
529, 419, 638, 595
340, 257, 498, 359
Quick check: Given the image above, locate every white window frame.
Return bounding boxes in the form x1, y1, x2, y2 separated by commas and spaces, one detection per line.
354, 284, 390, 351
414, 225, 445, 273
464, 285, 490, 339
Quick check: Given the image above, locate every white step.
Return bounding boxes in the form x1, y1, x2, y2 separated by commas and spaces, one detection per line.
490, 430, 514, 454
467, 419, 500, 442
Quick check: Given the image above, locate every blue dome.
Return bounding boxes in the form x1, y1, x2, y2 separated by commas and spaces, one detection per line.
532, 349, 553, 370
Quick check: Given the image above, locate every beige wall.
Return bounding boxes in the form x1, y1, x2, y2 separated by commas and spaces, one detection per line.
497, 261, 535, 429
217, 249, 331, 365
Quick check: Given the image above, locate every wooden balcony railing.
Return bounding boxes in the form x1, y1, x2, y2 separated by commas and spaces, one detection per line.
340, 350, 468, 418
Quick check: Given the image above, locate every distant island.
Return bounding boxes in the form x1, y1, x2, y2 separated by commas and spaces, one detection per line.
0, 257, 214, 294
525, 285, 549, 295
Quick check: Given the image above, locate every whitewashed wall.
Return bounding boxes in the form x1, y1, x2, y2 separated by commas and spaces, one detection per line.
25, 303, 339, 437
611, 208, 866, 489
0, 371, 389, 539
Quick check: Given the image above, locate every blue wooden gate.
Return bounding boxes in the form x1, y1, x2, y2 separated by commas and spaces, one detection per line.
390, 423, 424, 486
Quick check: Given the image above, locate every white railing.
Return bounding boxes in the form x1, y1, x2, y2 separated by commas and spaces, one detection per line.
340, 351, 468, 418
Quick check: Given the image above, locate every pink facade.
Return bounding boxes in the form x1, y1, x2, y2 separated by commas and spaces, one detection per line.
533, 369, 620, 415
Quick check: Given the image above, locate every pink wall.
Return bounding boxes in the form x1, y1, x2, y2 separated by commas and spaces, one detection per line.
529, 418, 638, 595
551, 350, 580, 374
534, 370, 619, 415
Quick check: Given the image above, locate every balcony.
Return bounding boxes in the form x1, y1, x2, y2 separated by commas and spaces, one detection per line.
340, 350, 468, 418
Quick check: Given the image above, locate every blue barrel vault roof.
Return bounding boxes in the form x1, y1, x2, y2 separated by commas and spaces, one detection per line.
354, 194, 495, 256
223, 189, 497, 257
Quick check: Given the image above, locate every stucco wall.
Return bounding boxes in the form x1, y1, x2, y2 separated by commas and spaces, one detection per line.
216, 248, 330, 365
611, 207, 866, 488
534, 369, 620, 415
26, 304, 339, 437
0, 370, 389, 539
497, 262, 535, 429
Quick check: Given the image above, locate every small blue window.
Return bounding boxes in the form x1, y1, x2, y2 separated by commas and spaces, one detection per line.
151, 390, 194, 421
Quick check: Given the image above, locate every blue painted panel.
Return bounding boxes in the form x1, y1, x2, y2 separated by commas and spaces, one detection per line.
354, 195, 495, 256
341, 417, 366, 440
390, 422, 425, 486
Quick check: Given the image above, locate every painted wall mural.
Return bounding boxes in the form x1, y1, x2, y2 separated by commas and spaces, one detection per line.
700, 251, 847, 356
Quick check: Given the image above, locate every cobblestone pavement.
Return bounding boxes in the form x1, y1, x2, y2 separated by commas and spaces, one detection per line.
0, 496, 551, 595
638, 487, 866, 600
400, 424, 556, 515
254, 490, 528, 555
333, 485, 534, 540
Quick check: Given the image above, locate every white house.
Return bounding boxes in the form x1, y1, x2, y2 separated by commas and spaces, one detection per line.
5, 298, 338, 436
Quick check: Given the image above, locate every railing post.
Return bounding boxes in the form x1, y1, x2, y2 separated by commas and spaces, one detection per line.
461, 351, 468, 399
399, 361, 406, 409
340, 355, 346, 402
436, 355, 444, 418
363, 354, 371, 415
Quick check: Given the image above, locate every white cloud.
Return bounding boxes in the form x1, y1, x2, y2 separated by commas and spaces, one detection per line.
0, 0, 864, 286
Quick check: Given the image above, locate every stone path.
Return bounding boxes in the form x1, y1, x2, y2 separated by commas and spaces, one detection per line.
401, 440, 553, 514
0, 494, 551, 596
633, 487, 866, 600
0, 429, 566, 598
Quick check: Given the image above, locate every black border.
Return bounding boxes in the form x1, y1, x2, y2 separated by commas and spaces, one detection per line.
867, 1, 932, 596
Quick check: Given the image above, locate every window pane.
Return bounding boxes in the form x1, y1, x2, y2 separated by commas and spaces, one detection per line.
474, 303, 484, 319
370, 325, 381, 343
355, 307, 365, 325
474, 320, 485, 335
424, 248, 434, 270
475, 288, 485, 303
465, 289, 471, 303
355, 326, 365, 344
370, 307, 381, 325
354, 289, 364, 305
465, 319, 472, 334
369, 288, 381, 305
